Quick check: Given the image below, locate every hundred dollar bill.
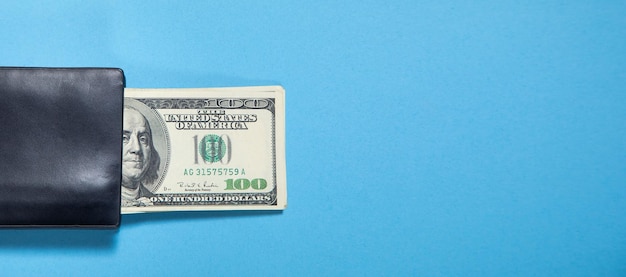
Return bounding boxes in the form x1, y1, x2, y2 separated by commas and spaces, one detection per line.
121, 86, 286, 214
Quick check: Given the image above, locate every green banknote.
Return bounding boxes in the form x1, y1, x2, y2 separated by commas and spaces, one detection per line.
121, 86, 286, 214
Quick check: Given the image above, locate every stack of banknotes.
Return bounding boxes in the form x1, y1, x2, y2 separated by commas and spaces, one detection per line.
121, 86, 286, 214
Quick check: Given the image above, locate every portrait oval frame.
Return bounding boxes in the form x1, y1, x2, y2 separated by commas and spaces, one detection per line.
123, 97, 170, 193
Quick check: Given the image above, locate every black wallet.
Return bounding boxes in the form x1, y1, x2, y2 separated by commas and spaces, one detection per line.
0, 67, 124, 227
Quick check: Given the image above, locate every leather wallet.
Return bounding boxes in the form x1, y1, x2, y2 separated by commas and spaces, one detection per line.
0, 67, 124, 227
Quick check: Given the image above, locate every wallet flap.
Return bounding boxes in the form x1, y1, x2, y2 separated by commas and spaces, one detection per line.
0, 67, 124, 227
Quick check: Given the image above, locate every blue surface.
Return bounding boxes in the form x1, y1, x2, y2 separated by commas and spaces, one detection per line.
0, 1, 625, 276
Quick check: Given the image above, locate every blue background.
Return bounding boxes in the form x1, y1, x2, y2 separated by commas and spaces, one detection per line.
0, 1, 625, 276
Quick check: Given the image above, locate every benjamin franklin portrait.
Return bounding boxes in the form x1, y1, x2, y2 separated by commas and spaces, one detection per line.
121, 105, 161, 207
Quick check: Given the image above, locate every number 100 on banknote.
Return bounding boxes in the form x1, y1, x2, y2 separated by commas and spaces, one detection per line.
121, 86, 286, 214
